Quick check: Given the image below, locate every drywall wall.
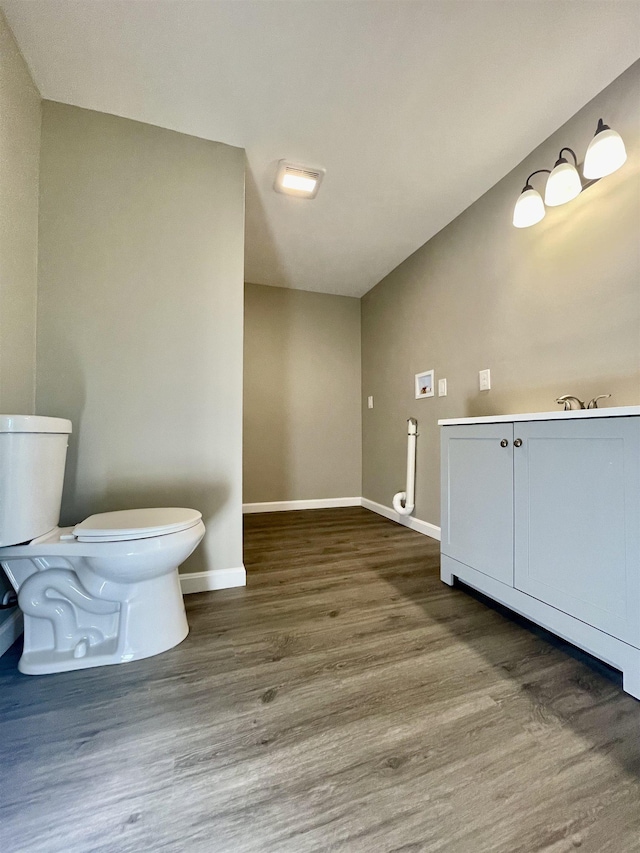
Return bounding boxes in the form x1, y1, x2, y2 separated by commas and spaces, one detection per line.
36, 102, 245, 580
0, 11, 40, 646
0, 10, 39, 413
244, 283, 361, 503
362, 60, 640, 529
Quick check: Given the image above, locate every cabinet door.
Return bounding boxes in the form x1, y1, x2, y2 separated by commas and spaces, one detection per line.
514, 418, 640, 645
441, 423, 514, 585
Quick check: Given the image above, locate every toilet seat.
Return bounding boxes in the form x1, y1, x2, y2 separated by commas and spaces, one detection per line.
72, 507, 202, 542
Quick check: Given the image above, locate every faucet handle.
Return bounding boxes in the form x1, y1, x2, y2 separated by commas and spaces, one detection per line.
556, 395, 586, 411
587, 394, 611, 409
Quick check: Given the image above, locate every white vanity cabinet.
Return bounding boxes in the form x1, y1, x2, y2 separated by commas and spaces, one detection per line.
440, 408, 640, 699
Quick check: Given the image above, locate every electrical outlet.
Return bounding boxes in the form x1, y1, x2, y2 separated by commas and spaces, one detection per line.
367, 396, 374, 409
479, 369, 491, 391
438, 378, 447, 397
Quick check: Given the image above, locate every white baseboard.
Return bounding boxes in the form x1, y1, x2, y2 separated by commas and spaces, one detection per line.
180, 565, 246, 594
0, 609, 23, 658
361, 497, 441, 541
243, 497, 362, 514
242, 495, 441, 541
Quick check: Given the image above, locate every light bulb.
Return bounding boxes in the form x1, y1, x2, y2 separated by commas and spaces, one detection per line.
281, 173, 318, 193
513, 187, 545, 228
544, 159, 582, 207
583, 120, 627, 179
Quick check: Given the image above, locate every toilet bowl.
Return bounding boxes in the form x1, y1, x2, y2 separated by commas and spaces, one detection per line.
0, 416, 205, 675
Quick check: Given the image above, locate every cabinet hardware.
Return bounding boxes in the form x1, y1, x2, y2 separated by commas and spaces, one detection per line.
500, 439, 509, 447
514, 438, 523, 447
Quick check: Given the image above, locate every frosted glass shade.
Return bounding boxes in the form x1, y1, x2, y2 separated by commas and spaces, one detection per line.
544, 161, 582, 207
513, 188, 545, 228
583, 127, 627, 179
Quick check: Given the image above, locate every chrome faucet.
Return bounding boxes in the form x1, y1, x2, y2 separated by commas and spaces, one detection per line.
587, 394, 611, 409
556, 395, 585, 411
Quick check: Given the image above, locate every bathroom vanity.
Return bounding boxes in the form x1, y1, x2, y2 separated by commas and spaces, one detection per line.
439, 406, 640, 698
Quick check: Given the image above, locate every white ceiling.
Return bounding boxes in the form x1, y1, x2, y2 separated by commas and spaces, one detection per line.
3, 1, 640, 297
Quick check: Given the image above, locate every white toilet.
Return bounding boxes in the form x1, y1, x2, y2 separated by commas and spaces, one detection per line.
0, 415, 205, 675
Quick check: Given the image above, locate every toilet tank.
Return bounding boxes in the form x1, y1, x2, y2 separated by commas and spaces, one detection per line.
0, 415, 72, 546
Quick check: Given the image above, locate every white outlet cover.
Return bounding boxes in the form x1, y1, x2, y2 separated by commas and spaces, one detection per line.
367, 396, 374, 409
479, 369, 491, 391
438, 378, 447, 397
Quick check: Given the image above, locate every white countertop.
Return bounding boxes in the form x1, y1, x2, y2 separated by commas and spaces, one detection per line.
439, 405, 640, 426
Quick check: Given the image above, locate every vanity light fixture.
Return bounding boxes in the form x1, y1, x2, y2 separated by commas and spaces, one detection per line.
513, 169, 550, 228
512, 118, 626, 227
544, 148, 582, 207
583, 118, 627, 178
274, 160, 325, 199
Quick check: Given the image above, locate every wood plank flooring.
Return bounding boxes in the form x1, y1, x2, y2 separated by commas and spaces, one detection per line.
1, 507, 640, 853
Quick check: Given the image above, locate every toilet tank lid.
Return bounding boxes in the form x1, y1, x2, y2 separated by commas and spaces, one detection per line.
0, 415, 72, 434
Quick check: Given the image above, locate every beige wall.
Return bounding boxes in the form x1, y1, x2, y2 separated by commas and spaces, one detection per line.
0, 12, 40, 633
244, 283, 361, 503
0, 11, 39, 413
36, 102, 245, 577
362, 60, 640, 528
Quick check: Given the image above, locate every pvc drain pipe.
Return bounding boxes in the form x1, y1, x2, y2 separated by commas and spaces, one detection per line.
392, 418, 417, 516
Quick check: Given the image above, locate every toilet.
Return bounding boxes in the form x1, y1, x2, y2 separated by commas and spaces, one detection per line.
0, 415, 205, 675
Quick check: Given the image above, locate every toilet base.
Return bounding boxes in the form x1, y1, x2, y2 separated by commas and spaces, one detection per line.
18, 623, 189, 675
17, 568, 189, 675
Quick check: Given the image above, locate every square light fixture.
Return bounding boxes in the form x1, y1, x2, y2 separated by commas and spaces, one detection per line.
274, 160, 325, 198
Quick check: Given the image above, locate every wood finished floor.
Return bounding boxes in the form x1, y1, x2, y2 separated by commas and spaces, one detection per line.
1, 507, 640, 853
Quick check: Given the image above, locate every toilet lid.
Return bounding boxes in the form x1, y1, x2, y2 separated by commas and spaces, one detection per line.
73, 508, 202, 542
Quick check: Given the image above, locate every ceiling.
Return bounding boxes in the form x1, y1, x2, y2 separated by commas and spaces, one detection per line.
3, 1, 639, 297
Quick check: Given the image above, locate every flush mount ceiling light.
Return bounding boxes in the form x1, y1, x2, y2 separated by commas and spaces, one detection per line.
512, 117, 627, 228
274, 160, 325, 198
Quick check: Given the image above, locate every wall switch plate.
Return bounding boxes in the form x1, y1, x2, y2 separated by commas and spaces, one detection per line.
479, 369, 491, 391
367, 396, 374, 409
438, 378, 447, 397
